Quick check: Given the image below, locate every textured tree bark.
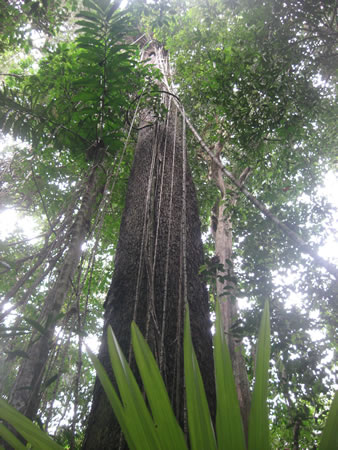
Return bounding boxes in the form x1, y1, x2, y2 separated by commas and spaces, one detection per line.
8, 164, 101, 422
211, 142, 251, 441
83, 104, 215, 449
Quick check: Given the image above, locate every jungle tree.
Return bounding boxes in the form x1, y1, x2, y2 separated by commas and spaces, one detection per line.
0, 0, 337, 448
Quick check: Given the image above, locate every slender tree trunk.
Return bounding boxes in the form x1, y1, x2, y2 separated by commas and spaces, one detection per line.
8, 164, 101, 421
293, 418, 301, 450
211, 143, 251, 440
83, 103, 215, 449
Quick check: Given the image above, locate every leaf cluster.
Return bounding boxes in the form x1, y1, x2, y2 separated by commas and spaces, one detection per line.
1, 302, 337, 449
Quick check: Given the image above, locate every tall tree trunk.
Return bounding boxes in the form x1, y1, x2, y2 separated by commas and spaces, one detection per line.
83, 103, 215, 449
8, 164, 101, 421
211, 142, 251, 440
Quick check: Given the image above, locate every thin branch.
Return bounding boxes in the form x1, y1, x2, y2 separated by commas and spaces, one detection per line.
2, 232, 49, 247
0, 247, 64, 322
0, 73, 25, 79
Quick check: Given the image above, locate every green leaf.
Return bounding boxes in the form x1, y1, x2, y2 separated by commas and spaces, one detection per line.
106, 4, 118, 21
76, 11, 102, 24
106, 326, 161, 449
131, 322, 188, 450
44, 374, 59, 388
198, 264, 208, 274
108, 10, 128, 24
24, 317, 46, 335
248, 301, 270, 450
83, 0, 105, 15
0, 398, 63, 450
77, 35, 103, 47
76, 20, 102, 35
184, 305, 217, 450
86, 347, 137, 450
0, 423, 26, 450
214, 300, 246, 450
72, 78, 100, 89
73, 91, 100, 103
318, 390, 338, 450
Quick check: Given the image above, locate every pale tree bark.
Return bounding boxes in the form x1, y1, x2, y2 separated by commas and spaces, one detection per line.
8, 163, 102, 422
210, 141, 251, 440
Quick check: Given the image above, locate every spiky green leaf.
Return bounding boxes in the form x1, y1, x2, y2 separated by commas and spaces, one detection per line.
214, 300, 246, 450
184, 306, 217, 450
318, 390, 338, 450
248, 301, 270, 450
131, 322, 188, 450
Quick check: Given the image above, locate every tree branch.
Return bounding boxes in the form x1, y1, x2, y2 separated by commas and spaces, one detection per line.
159, 72, 338, 278
183, 111, 338, 278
